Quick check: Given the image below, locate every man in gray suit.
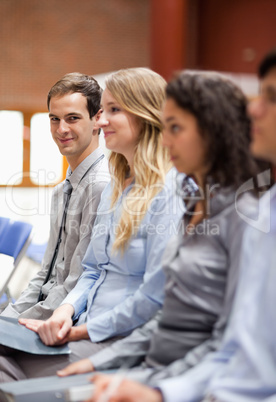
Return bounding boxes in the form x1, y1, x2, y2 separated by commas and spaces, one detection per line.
1, 73, 109, 320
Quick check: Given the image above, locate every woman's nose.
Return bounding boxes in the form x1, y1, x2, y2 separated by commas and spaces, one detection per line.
248, 96, 266, 119
97, 111, 109, 128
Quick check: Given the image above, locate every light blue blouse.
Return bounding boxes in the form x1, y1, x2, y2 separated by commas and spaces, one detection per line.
62, 168, 184, 342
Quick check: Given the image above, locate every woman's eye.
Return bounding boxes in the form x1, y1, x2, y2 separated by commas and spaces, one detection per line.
171, 124, 180, 133
111, 107, 120, 113
262, 87, 276, 104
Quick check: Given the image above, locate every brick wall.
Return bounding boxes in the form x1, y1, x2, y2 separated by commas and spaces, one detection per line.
0, 0, 150, 111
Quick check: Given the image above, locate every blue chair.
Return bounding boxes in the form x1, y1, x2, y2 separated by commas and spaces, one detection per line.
0, 217, 10, 238
26, 241, 47, 265
0, 217, 34, 302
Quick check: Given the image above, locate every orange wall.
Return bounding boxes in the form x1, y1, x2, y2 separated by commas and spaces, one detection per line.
150, 0, 276, 78
197, 0, 276, 73
2, 0, 276, 114
150, 0, 190, 80
0, 0, 150, 112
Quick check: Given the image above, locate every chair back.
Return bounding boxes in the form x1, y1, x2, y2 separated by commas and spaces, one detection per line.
0, 218, 33, 301
0, 220, 33, 262
0, 217, 10, 239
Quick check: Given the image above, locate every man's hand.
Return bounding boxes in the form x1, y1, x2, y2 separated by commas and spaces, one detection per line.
37, 304, 75, 345
87, 374, 164, 402
20, 304, 75, 346
19, 318, 44, 333
57, 358, 94, 377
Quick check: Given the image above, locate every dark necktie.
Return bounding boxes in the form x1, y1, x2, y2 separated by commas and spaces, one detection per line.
37, 179, 73, 302
62, 179, 73, 230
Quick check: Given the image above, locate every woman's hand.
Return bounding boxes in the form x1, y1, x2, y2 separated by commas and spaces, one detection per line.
57, 358, 94, 377
87, 374, 163, 402
55, 324, 90, 345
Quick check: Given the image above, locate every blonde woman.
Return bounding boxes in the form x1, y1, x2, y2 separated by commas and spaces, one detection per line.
0, 68, 183, 381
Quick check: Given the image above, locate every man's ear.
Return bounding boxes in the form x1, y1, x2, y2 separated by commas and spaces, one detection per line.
93, 109, 102, 132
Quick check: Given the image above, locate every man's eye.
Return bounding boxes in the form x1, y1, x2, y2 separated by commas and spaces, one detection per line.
50, 117, 59, 122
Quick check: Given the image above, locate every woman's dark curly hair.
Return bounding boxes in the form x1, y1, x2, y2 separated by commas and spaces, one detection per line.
166, 72, 258, 188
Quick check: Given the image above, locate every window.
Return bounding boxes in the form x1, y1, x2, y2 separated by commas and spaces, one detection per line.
0, 111, 24, 185
0, 111, 65, 187
30, 113, 63, 185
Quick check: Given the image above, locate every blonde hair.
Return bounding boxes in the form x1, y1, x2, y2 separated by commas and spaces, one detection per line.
106, 67, 171, 251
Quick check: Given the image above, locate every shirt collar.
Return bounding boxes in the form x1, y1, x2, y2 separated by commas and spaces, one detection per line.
270, 183, 276, 202
178, 175, 236, 218
66, 147, 104, 190
260, 183, 276, 233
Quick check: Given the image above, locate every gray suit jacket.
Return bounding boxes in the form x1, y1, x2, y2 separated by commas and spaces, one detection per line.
2, 148, 109, 320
